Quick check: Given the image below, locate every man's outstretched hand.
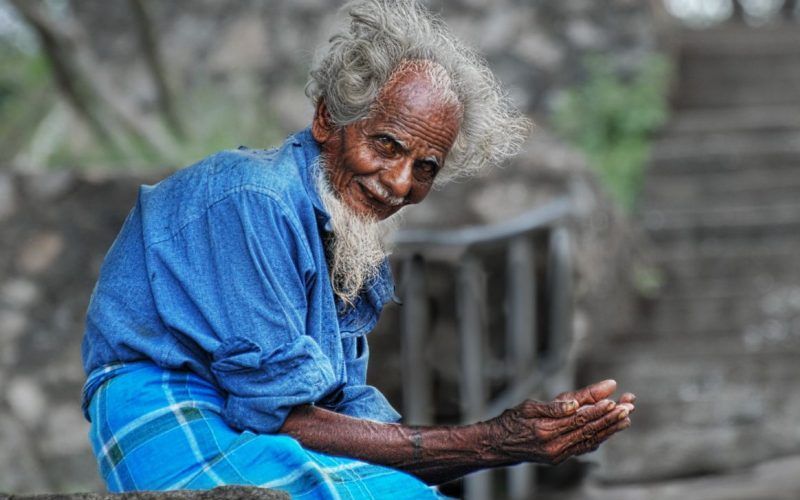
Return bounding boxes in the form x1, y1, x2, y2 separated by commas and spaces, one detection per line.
489, 379, 635, 465
280, 379, 634, 485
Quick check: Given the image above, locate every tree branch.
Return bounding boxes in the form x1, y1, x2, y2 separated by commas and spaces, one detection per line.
128, 0, 185, 140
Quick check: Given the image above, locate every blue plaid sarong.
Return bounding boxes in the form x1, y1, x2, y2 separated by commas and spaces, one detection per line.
84, 361, 446, 498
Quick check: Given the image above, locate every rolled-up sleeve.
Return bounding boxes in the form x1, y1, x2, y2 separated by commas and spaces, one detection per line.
146, 188, 339, 434
211, 334, 337, 433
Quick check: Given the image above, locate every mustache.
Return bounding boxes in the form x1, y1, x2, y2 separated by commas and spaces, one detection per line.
355, 176, 405, 207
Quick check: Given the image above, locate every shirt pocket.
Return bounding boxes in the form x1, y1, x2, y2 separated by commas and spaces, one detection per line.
337, 297, 377, 338
317, 335, 368, 409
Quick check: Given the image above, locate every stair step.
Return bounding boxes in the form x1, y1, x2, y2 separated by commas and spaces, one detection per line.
586, 350, 800, 440
678, 25, 800, 55
585, 339, 800, 410
658, 269, 800, 298
680, 56, 800, 86
647, 160, 800, 183
583, 23, 800, 486
646, 310, 798, 340
649, 132, 800, 164
642, 203, 800, 230
646, 227, 800, 253
663, 105, 800, 135
645, 289, 800, 336
676, 86, 800, 109
654, 246, 800, 281
640, 175, 800, 210
655, 244, 799, 261
643, 213, 800, 251
582, 339, 800, 481
596, 418, 800, 482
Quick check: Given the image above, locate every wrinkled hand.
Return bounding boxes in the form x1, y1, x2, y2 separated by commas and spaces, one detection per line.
491, 380, 634, 465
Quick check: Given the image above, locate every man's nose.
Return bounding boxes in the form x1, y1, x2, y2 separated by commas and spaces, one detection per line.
380, 159, 414, 199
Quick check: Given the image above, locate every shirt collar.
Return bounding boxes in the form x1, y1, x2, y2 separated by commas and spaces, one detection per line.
292, 127, 333, 233
291, 128, 396, 306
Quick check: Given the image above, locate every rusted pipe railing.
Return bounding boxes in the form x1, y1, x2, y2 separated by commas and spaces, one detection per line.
506, 235, 537, 498
401, 254, 433, 425
393, 197, 574, 500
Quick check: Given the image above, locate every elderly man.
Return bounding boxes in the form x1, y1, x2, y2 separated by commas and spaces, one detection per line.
81, 0, 634, 497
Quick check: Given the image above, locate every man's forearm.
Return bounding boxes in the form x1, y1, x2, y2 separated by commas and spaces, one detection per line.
279, 404, 512, 485
278, 381, 634, 485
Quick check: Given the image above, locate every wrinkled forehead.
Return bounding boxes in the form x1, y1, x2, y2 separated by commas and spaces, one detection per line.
373, 60, 463, 121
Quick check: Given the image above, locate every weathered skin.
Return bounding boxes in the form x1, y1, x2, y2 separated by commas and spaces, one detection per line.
280, 381, 635, 485
288, 64, 636, 484
311, 62, 461, 220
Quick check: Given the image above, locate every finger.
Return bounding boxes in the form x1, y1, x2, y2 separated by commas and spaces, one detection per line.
552, 417, 631, 465
555, 379, 617, 406
551, 405, 630, 457
522, 399, 579, 418
618, 402, 635, 414
619, 392, 636, 405
559, 400, 617, 435
537, 399, 616, 439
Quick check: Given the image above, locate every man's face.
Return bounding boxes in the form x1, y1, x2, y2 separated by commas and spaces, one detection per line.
312, 65, 461, 220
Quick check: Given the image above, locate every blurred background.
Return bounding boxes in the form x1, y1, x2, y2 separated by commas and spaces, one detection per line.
0, 0, 799, 498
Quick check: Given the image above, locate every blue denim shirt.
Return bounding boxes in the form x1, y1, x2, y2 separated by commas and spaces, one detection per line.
81, 129, 401, 433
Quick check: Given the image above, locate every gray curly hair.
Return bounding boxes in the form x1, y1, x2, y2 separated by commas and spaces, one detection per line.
306, 0, 531, 186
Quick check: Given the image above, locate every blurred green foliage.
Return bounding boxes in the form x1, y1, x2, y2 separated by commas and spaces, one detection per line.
0, 41, 287, 170
553, 54, 672, 212
174, 84, 287, 165
0, 45, 55, 163
44, 81, 288, 170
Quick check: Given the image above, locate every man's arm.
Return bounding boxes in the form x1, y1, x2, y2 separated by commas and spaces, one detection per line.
279, 379, 634, 485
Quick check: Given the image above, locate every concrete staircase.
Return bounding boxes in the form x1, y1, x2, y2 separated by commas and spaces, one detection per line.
584, 24, 800, 483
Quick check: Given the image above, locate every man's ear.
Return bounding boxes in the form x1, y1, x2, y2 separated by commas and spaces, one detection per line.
311, 98, 335, 144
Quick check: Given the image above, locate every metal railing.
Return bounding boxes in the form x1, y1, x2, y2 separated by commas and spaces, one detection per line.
392, 197, 575, 500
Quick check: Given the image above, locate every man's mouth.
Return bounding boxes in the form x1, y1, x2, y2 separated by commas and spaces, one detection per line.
354, 178, 403, 215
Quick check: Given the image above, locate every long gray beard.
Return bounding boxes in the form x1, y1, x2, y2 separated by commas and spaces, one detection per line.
314, 158, 400, 306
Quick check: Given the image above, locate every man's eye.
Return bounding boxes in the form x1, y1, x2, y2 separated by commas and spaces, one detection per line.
375, 136, 397, 154
415, 161, 438, 179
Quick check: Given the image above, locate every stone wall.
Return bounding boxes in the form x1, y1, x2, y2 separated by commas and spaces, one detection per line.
0, 169, 164, 493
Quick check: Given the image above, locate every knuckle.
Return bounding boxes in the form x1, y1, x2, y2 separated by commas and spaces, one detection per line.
536, 404, 552, 417
504, 407, 523, 423
534, 427, 550, 441
574, 413, 588, 427
537, 419, 556, 431
521, 400, 541, 415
